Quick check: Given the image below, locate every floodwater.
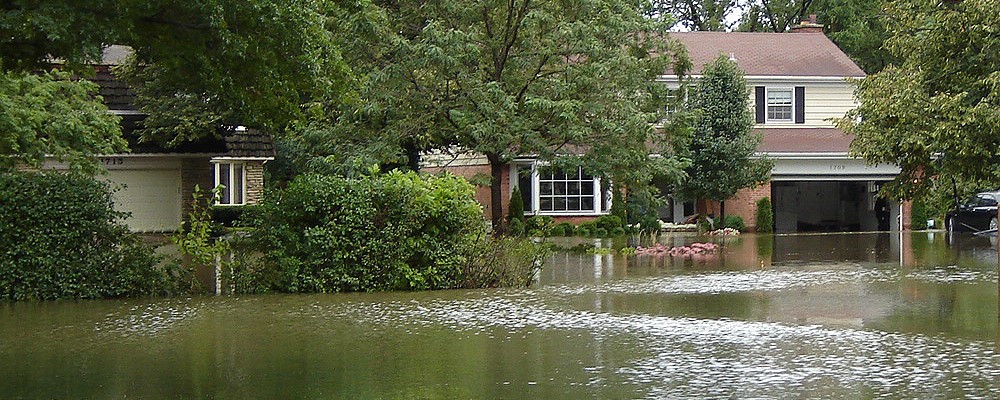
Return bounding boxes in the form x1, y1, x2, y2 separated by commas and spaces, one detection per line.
2, 232, 999, 398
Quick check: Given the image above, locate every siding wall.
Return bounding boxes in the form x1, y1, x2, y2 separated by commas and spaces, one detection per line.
748, 80, 858, 128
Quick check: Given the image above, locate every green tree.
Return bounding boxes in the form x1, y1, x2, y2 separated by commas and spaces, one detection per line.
837, 0, 1000, 200
736, 0, 815, 33
810, 0, 894, 73
650, 0, 740, 31
351, 0, 691, 234
676, 55, 771, 218
0, 0, 357, 162
0, 70, 125, 173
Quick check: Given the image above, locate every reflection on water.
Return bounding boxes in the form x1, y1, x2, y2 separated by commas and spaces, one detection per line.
1, 232, 999, 398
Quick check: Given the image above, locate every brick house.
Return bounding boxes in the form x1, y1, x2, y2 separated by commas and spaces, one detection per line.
665, 22, 905, 233
431, 20, 908, 232
42, 46, 274, 232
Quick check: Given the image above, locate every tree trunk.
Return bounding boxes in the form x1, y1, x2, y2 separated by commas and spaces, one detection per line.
720, 200, 726, 225
487, 152, 507, 237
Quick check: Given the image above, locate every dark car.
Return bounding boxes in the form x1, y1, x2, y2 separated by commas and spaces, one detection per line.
946, 191, 1000, 232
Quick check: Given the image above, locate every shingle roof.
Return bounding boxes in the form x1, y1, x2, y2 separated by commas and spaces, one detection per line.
223, 128, 275, 158
669, 32, 865, 77
91, 65, 136, 111
756, 128, 853, 153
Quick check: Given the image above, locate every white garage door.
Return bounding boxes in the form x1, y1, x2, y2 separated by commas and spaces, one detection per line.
105, 169, 182, 232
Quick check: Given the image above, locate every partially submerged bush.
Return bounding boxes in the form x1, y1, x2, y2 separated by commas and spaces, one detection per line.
723, 215, 745, 231
0, 172, 182, 300
525, 215, 554, 236
459, 237, 545, 289
755, 197, 774, 233
242, 170, 493, 292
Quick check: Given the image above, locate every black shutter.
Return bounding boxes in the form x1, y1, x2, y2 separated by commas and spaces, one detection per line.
755, 86, 766, 123
794, 86, 805, 124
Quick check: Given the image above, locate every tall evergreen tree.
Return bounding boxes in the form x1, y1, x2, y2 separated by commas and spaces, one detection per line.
676, 55, 771, 219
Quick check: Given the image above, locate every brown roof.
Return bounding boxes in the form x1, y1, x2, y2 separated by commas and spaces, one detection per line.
756, 128, 852, 153
669, 32, 865, 77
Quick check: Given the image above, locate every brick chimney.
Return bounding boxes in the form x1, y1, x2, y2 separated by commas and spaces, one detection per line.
789, 14, 823, 33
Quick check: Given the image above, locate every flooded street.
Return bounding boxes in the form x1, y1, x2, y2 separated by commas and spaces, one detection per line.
2, 232, 999, 398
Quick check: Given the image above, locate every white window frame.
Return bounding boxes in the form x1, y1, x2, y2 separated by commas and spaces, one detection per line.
513, 162, 611, 216
213, 162, 247, 206
766, 87, 794, 123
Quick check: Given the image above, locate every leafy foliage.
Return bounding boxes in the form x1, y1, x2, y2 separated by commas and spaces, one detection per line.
0, 70, 124, 173
838, 0, 1000, 200
676, 56, 772, 205
242, 170, 489, 292
172, 186, 230, 291
345, 0, 691, 232
755, 196, 774, 233
0, 172, 183, 301
723, 215, 745, 231
809, 0, 894, 73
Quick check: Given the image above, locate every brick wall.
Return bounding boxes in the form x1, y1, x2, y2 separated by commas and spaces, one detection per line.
726, 181, 772, 232
180, 157, 213, 217
245, 161, 265, 205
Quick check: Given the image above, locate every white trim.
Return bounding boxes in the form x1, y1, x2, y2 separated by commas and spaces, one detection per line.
764, 87, 795, 123
657, 74, 862, 83
209, 156, 274, 161
212, 161, 248, 206
108, 109, 144, 116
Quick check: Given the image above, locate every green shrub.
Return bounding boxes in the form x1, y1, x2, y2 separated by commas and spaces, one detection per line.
548, 224, 566, 237
595, 215, 624, 231
593, 227, 609, 237
459, 236, 546, 288
577, 221, 598, 236
911, 197, 929, 230
508, 187, 526, 225
554, 222, 576, 236
525, 215, 555, 236
610, 226, 626, 237
243, 170, 488, 292
210, 204, 257, 228
508, 218, 526, 236
755, 197, 774, 233
0, 172, 182, 301
723, 215, 745, 231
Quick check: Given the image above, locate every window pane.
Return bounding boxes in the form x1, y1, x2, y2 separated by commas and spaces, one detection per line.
554, 197, 567, 211
581, 197, 594, 211
568, 182, 580, 195
767, 90, 792, 105
540, 197, 553, 211
581, 182, 594, 195
233, 164, 244, 205
218, 164, 231, 204
554, 182, 566, 195
540, 182, 553, 195
567, 197, 580, 211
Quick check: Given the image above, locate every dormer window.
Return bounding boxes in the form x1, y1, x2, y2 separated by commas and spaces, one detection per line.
766, 88, 793, 122
755, 86, 806, 124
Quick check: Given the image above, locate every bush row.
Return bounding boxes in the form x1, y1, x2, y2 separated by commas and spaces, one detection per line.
0, 172, 184, 301
232, 171, 543, 293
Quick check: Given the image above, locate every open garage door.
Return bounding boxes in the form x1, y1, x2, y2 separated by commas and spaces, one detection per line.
772, 181, 898, 233
105, 169, 182, 232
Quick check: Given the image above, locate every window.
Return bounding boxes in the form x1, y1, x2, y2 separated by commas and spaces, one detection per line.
214, 162, 246, 205
514, 164, 609, 215
766, 88, 793, 122
538, 167, 597, 212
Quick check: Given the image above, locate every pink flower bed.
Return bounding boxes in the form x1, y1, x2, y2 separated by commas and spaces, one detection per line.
635, 242, 719, 257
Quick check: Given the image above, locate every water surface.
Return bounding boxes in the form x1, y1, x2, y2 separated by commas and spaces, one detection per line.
2, 232, 998, 398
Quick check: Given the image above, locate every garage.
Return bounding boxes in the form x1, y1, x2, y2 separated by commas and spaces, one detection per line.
103, 158, 183, 232
768, 155, 901, 233
772, 180, 896, 233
